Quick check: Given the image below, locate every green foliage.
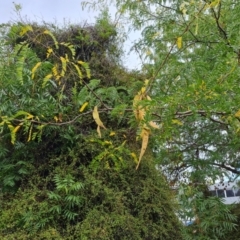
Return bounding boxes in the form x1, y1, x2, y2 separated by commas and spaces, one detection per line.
0, 155, 182, 239
5, 0, 240, 237
223, 203, 240, 240
179, 185, 237, 240
48, 174, 84, 221
0, 9, 182, 239
109, 0, 240, 179
82, 0, 240, 237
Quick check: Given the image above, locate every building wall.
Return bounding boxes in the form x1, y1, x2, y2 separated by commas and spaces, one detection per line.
208, 182, 240, 204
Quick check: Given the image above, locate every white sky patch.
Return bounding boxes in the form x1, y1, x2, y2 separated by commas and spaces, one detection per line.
0, 0, 141, 69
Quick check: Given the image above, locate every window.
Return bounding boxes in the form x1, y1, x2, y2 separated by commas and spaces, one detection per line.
217, 189, 225, 198
234, 189, 240, 197
209, 190, 217, 196
226, 190, 234, 197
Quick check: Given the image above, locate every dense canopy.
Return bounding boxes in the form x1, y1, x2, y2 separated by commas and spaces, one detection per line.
1, 0, 240, 239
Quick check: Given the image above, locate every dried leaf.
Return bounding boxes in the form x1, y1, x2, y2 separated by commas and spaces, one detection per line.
58, 113, 63, 122
136, 127, 150, 170
93, 106, 106, 138
146, 95, 151, 101
133, 94, 145, 121
97, 125, 101, 138
149, 121, 161, 129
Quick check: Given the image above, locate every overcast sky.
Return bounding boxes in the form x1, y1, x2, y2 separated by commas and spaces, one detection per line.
0, 0, 101, 24
0, 0, 141, 69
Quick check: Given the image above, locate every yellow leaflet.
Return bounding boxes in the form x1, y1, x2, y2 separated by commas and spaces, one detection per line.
146, 95, 151, 101
52, 63, 61, 81
56, 76, 61, 81
92, 106, 106, 138
235, 110, 240, 118
72, 63, 83, 83
195, 17, 199, 35
136, 127, 150, 170
131, 152, 138, 164
133, 94, 145, 121
146, 49, 152, 56
27, 124, 33, 142
13, 124, 22, 133
97, 125, 102, 138
136, 107, 145, 121
103, 141, 112, 145
109, 131, 116, 136
149, 121, 161, 129
26, 114, 34, 120
133, 93, 142, 105
58, 113, 63, 122
52, 64, 58, 76
43, 30, 59, 49
172, 119, 183, 126
140, 86, 146, 94
7, 124, 15, 144
19, 25, 33, 36
144, 79, 149, 86
31, 62, 42, 79
177, 37, 182, 49
209, 0, 220, 8
179, 1, 189, 15
54, 116, 58, 122
46, 48, 53, 58
60, 42, 76, 59
60, 57, 67, 77
77, 61, 91, 78
13, 111, 32, 119
79, 102, 88, 112
93, 106, 106, 129
42, 73, 52, 87
65, 54, 69, 62
133, 94, 151, 122
105, 161, 110, 169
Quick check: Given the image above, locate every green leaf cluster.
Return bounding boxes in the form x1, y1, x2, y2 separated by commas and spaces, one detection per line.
0, 10, 181, 239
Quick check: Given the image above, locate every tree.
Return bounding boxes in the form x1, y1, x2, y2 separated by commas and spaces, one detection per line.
84, 0, 240, 237
108, 0, 240, 182
0, 11, 182, 239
